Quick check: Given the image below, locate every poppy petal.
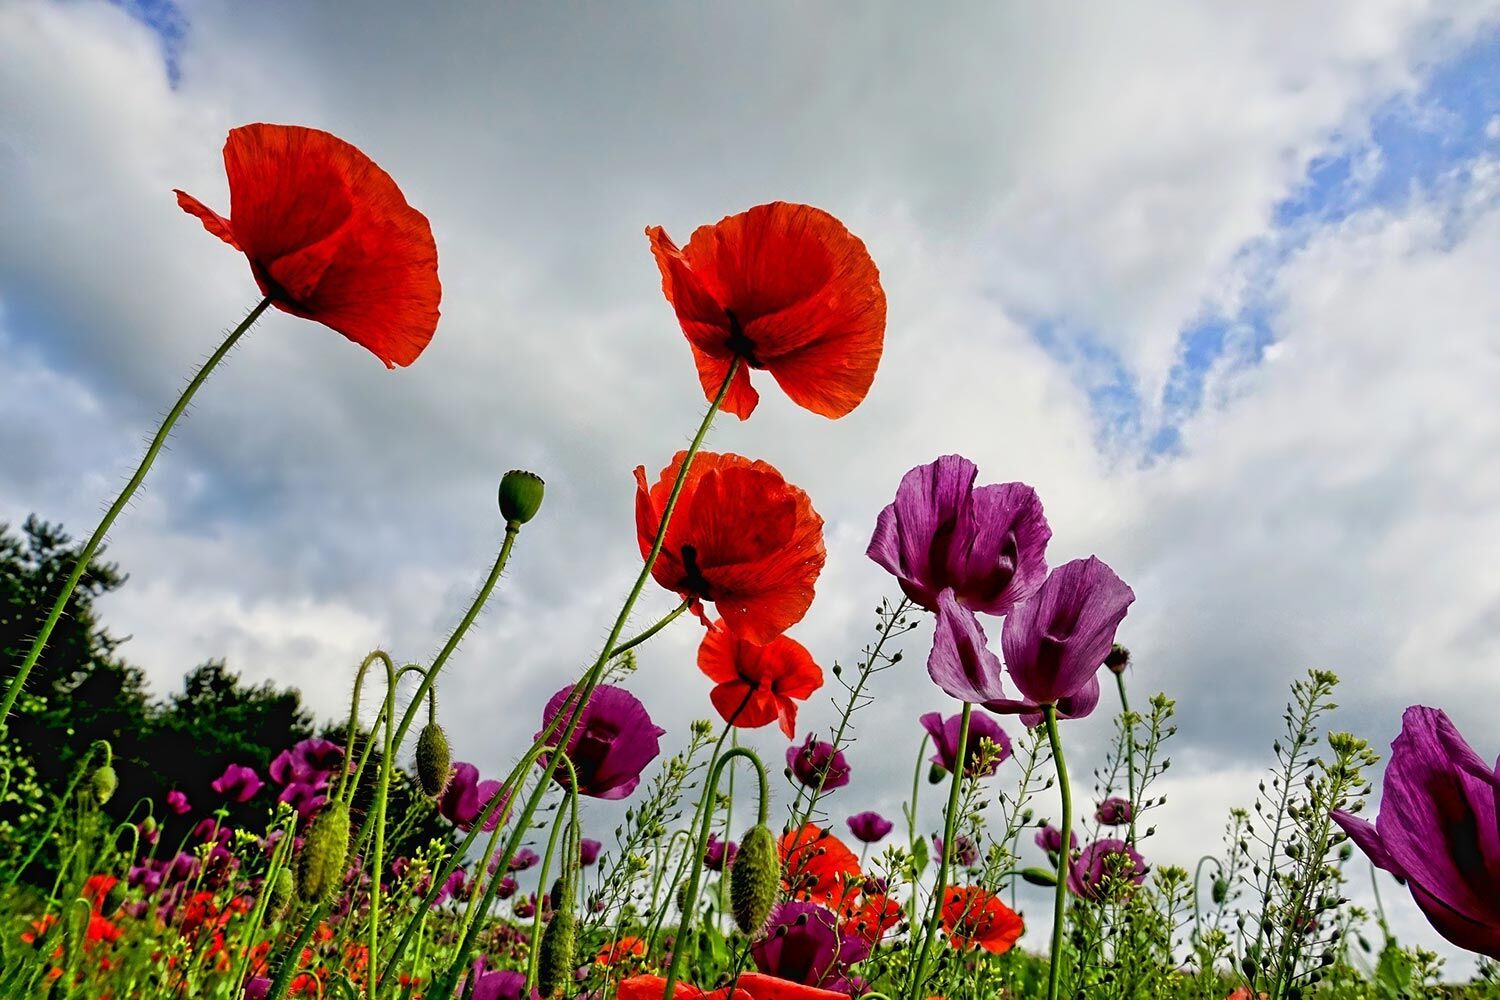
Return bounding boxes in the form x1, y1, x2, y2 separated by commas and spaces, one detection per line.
175, 190, 240, 249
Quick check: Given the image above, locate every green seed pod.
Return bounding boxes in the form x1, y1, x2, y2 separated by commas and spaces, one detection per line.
415, 722, 451, 797
298, 801, 350, 904
498, 470, 545, 525
1020, 866, 1059, 888
536, 909, 576, 998
729, 823, 779, 934
102, 881, 128, 917
269, 866, 295, 917
1211, 877, 1230, 905
674, 879, 691, 915
90, 765, 117, 806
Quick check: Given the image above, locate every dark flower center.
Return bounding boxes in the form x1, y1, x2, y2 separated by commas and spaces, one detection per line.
677, 544, 713, 598
724, 309, 766, 368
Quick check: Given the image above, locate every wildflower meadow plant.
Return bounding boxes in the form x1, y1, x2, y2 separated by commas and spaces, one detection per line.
2, 119, 1498, 1000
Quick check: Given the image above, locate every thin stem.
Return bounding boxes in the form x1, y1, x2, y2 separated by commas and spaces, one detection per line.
1115, 670, 1138, 847
1043, 705, 1073, 1000
611, 600, 690, 658
2, 297, 272, 728
907, 703, 970, 1000
525, 767, 578, 994
904, 733, 930, 927
369, 652, 398, 994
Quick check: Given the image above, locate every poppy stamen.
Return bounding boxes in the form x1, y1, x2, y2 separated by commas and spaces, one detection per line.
723, 309, 765, 368
678, 544, 713, 598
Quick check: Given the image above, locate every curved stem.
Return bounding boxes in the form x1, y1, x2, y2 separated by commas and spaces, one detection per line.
2, 298, 272, 729
662, 746, 769, 999
366, 652, 398, 989
1114, 670, 1138, 847
1043, 705, 1073, 1000
907, 702, 970, 1000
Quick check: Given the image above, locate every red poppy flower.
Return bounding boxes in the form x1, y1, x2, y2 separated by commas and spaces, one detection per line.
697, 621, 823, 738
939, 886, 1024, 954
176, 123, 441, 368
618, 973, 847, 1000
780, 824, 861, 907
635, 451, 825, 644
647, 202, 886, 420
843, 892, 903, 946
597, 935, 648, 967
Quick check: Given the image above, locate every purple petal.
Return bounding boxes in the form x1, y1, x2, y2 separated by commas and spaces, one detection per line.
927, 590, 1006, 703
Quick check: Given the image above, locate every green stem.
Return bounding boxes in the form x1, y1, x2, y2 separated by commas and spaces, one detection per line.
266, 900, 329, 1000
7, 740, 111, 888
1115, 670, 1138, 847
368, 652, 398, 996
2, 297, 272, 729
1043, 705, 1073, 1000
524, 765, 578, 994
907, 702, 970, 1000
611, 599, 690, 658
662, 747, 769, 1000
904, 733, 930, 927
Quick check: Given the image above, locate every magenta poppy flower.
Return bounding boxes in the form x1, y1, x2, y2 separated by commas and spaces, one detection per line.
1068, 838, 1148, 902
514, 894, 537, 920
244, 977, 272, 1000
751, 900, 868, 989
933, 833, 979, 867
867, 455, 1050, 616
434, 868, 469, 907
438, 762, 507, 832
704, 833, 739, 872
1095, 797, 1133, 826
984, 557, 1135, 724
537, 684, 665, 801
277, 780, 328, 820
846, 812, 894, 844
210, 763, 263, 802
787, 734, 851, 792
269, 738, 344, 785
509, 848, 539, 872
1332, 706, 1500, 959
579, 838, 602, 867
166, 790, 191, 815
924, 589, 1012, 703
466, 960, 536, 1000
1035, 824, 1078, 855
495, 875, 519, 900
193, 818, 231, 843
920, 710, 1011, 778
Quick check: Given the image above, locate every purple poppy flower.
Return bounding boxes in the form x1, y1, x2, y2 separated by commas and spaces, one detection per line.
495, 875, 519, 900
269, 738, 344, 786
933, 833, 979, 867
1332, 706, 1500, 959
984, 557, 1135, 724
166, 789, 191, 816
579, 838, 602, 867
1068, 838, 1148, 902
925, 590, 1010, 703
244, 977, 272, 1000
787, 734, 851, 792
920, 710, 1011, 778
128, 863, 163, 895
514, 894, 537, 920
867, 455, 1050, 617
438, 762, 508, 832
1096, 797, 1133, 826
846, 811, 894, 844
1035, 824, 1079, 855
704, 833, 739, 872
536, 684, 665, 801
751, 900, 867, 989
434, 867, 468, 907
192, 818, 231, 843
466, 958, 539, 1000
210, 763, 263, 803
277, 780, 328, 821
509, 848, 539, 872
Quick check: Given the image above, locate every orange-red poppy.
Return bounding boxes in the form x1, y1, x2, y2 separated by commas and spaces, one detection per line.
843, 892, 903, 946
939, 886, 1024, 954
779, 824, 861, 907
697, 621, 823, 738
597, 935, 648, 967
619, 973, 847, 1000
647, 202, 886, 420
635, 452, 825, 644
176, 123, 441, 369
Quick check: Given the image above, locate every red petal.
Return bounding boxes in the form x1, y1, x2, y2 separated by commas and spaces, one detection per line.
175, 190, 240, 250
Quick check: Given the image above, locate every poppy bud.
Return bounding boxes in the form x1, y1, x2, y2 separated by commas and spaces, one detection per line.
1212, 877, 1230, 905
498, 470, 545, 526
674, 880, 691, 914
91, 765, 118, 806
927, 763, 947, 785
536, 909, 576, 998
415, 722, 451, 797
1020, 867, 1058, 887
729, 824, 779, 934
270, 866, 295, 917
298, 800, 350, 903
102, 882, 128, 917
1105, 644, 1131, 675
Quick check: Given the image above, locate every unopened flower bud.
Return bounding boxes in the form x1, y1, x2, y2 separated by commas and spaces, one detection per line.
730, 824, 779, 934
1020, 867, 1058, 887
298, 800, 350, 903
536, 909, 576, 997
1105, 644, 1130, 675
1212, 877, 1230, 905
91, 765, 118, 806
270, 866, 295, 917
415, 722, 451, 797
102, 881, 128, 917
927, 763, 948, 785
498, 470, 545, 525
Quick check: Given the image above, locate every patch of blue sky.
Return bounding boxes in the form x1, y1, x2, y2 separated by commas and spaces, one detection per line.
1037, 26, 1500, 461
107, 0, 186, 86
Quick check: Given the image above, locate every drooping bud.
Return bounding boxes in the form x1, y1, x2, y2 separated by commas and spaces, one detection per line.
498, 470, 545, 526
298, 800, 350, 903
91, 765, 118, 806
927, 763, 947, 785
414, 722, 451, 797
1212, 877, 1230, 906
1104, 644, 1131, 675
729, 824, 779, 934
536, 909, 576, 997
1020, 867, 1059, 887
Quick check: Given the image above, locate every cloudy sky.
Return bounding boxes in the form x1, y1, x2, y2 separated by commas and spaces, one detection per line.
4, 0, 1500, 972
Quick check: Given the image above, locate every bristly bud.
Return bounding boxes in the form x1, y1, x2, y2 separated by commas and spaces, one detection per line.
91, 765, 118, 806
498, 470, 545, 525
415, 722, 451, 797
298, 800, 350, 903
536, 909, 576, 997
1020, 867, 1059, 887
270, 866, 295, 917
730, 824, 779, 934
102, 881, 127, 917
1105, 644, 1130, 675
